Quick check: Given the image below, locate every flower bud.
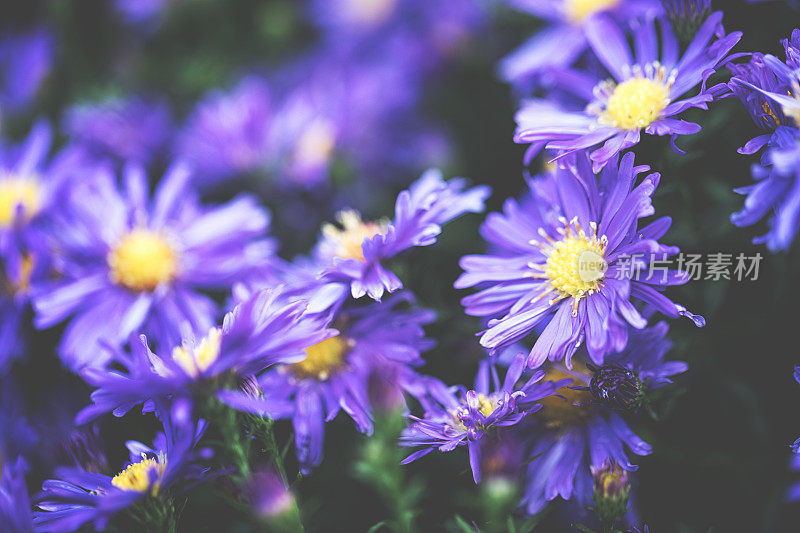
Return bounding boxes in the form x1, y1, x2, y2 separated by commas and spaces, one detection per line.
590, 363, 645, 412
591, 459, 631, 526
247, 468, 298, 527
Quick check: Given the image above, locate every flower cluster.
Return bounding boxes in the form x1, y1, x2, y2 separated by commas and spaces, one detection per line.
4, 1, 800, 532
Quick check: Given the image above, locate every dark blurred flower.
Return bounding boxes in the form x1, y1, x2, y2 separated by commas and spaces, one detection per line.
64, 97, 173, 164
0, 456, 33, 532
400, 353, 566, 483
33, 162, 275, 370
514, 12, 740, 171
58, 425, 107, 473
0, 29, 53, 114
266, 51, 449, 188
76, 287, 333, 424
477, 430, 526, 483
0, 378, 38, 466
176, 76, 272, 185
35, 403, 207, 532
457, 152, 703, 369
499, 0, 662, 90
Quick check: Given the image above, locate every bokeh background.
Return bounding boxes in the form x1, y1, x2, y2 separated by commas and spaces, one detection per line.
3, 0, 800, 531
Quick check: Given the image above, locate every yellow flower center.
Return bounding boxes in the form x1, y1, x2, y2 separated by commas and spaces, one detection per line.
343, 0, 396, 26
111, 454, 166, 494
531, 217, 607, 316
565, 0, 621, 23
290, 336, 350, 380
294, 119, 336, 169
599, 65, 672, 130
452, 393, 497, 432
108, 229, 177, 292
539, 365, 593, 428
0, 176, 42, 227
172, 328, 222, 378
320, 210, 388, 262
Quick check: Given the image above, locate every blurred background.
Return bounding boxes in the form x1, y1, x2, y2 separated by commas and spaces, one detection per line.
2, 0, 800, 531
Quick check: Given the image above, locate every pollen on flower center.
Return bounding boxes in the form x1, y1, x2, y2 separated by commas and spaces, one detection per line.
531, 217, 607, 316
321, 210, 388, 262
108, 229, 177, 292
0, 176, 42, 227
111, 454, 166, 493
565, 0, 621, 23
597, 64, 673, 130
172, 328, 222, 378
452, 393, 497, 432
539, 366, 593, 428
290, 336, 350, 380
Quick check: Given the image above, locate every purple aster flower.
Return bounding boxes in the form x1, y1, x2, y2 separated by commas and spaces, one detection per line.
400, 353, 565, 483
728, 54, 789, 155
731, 126, 800, 251
520, 322, 685, 515
0, 121, 86, 251
0, 457, 33, 533
728, 31, 800, 250
499, 0, 662, 89
514, 12, 741, 171
728, 29, 800, 153
0, 28, 53, 113
314, 168, 489, 306
0, 122, 86, 371
225, 290, 435, 474
456, 152, 703, 368
175, 76, 272, 185
32, 162, 275, 370
63, 97, 173, 165
34, 402, 206, 533
75, 287, 334, 424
